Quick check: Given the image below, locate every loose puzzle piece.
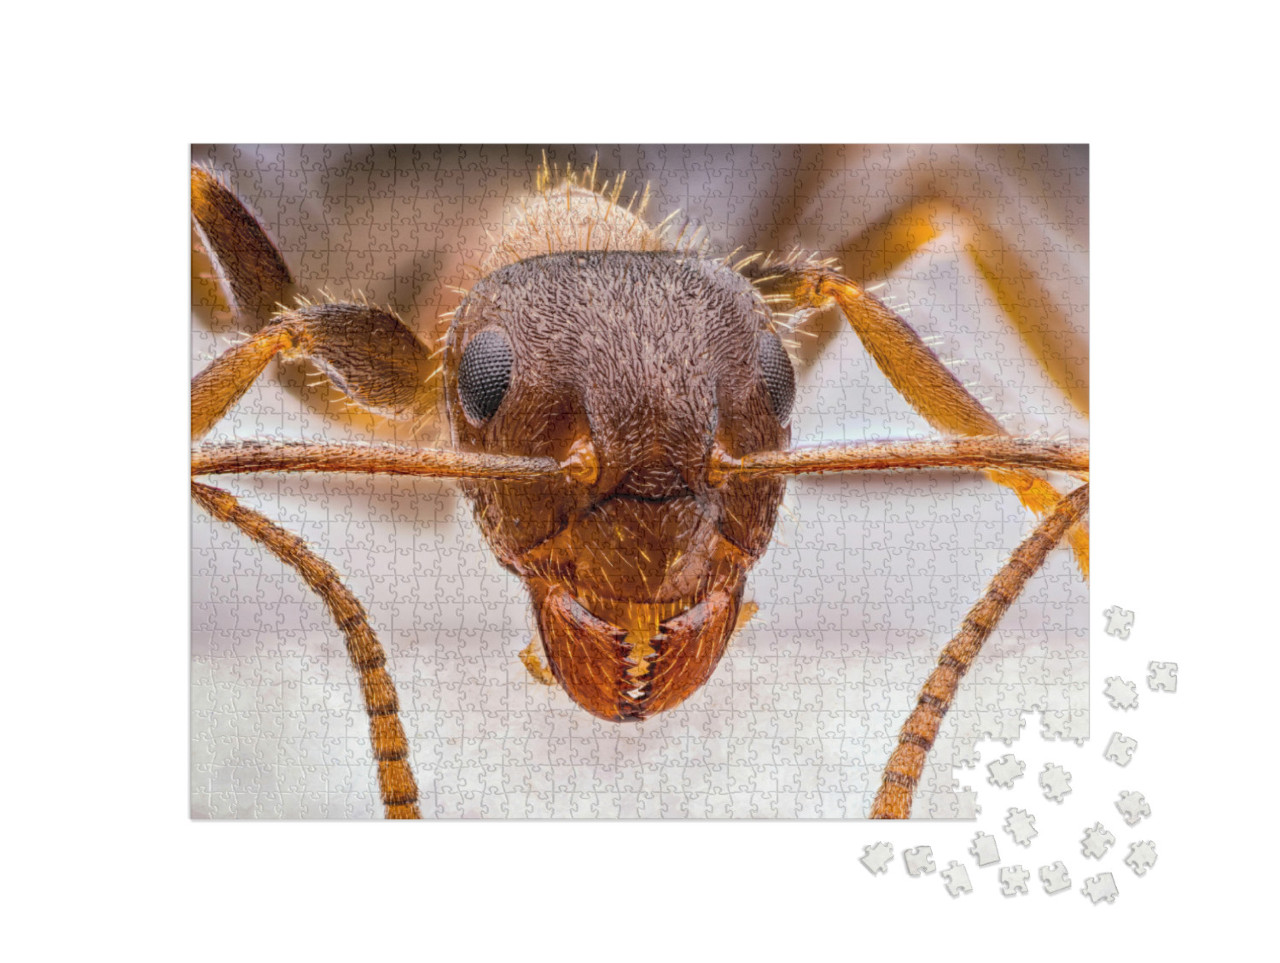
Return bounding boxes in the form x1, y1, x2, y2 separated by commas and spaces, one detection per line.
1148, 661, 1178, 693
999, 865, 1030, 896
987, 753, 1026, 788
1125, 841, 1158, 876
1102, 605, 1135, 639
1039, 862, 1071, 895
941, 861, 973, 897
1039, 762, 1072, 802
1004, 808, 1038, 847
1104, 732, 1138, 766
1081, 872, 1119, 904
1103, 676, 1139, 710
903, 846, 936, 877
860, 842, 894, 875
1081, 822, 1116, 859
1116, 790, 1152, 826
969, 832, 1000, 867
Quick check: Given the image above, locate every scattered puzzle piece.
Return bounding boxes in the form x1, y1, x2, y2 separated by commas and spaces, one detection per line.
1004, 808, 1038, 847
1081, 822, 1116, 859
941, 861, 973, 897
999, 865, 1030, 896
903, 846, 936, 877
860, 842, 893, 875
1039, 862, 1071, 895
1104, 676, 1139, 710
987, 753, 1026, 788
1039, 763, 1072, 802
1125, 841, 1158, 876
1104, 732, 1138, 766
1102, 605, 1134, 639
1116, 790, 1152, 826
969, 832, 1000, 867
1082, 872, 1119, 904
1148, 661, 1178, 693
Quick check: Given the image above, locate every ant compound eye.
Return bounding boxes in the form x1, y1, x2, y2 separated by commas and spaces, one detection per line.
457, 328, 514, 424
757, 329, 795, 424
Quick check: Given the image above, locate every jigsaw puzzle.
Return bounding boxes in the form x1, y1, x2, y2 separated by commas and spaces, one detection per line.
1081, 872, 1119, 904
1081, 822, 1117, 859
1039, 861, 1072, 895
1125, 841, 1158, 876
1039, 762, 1073, 802
999, 865, 1030, 896
1148, 661, 1178, 693
903, 846, 936, 876
861, 842, 894, 874
1103, 676, 1139, 710
190, 145, 1090, 819
969, 832, 1001, 866
987, 753, 1027, 788
1102, 605, 1134, 639
1104, 732, 1139, 767
1116, 790, 1152, 826
941, 861, 974, 897
1004, 807, 1039, 846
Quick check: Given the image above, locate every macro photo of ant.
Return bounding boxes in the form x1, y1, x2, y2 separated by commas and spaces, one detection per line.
191, 144, 1088, 819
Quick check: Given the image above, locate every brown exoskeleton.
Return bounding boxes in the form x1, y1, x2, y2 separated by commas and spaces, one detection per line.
191, 146, 1089, 819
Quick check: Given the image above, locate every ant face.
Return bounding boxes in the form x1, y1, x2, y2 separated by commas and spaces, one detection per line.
446, 251, 792, 720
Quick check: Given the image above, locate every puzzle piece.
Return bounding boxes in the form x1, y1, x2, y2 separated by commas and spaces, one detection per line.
987, 753, 1026, 788
1104, 732, 1138, 766
1148, 661, 1178, 693
860, 842, 894, 875
941, 861, 973, 897
1125, 841, 1158, 876
1039, 762, 1072, 802
1039, 861, 1071, 895
1103, 676, 1139, 710
903, 846, 936, 877
999, 865, 1030, 896
969, 832, 1000, 867
1102, 605, 1134, 639
1081, 822, 1116, 859
1004, 808, 1038, 847
1116, 790, 1151, 826
1082, 872, 1119, 904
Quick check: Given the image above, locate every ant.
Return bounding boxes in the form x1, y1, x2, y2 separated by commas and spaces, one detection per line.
191, 146, 1088, 819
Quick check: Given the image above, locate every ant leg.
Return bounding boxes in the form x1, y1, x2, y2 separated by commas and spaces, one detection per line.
192, 166, 293, 328
191, 303, 439, 440
192, 481, 421, 819
841, 199, 1087, 417
192, 165, 440, 441
870, 483, 1089, 819
746, 263, 1088, 577
192, 167, 446, 819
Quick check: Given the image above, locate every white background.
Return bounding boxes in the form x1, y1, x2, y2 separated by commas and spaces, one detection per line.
6, 2, 1272, 959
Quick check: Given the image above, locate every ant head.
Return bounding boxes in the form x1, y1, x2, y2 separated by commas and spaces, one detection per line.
444, 251, 793, 719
